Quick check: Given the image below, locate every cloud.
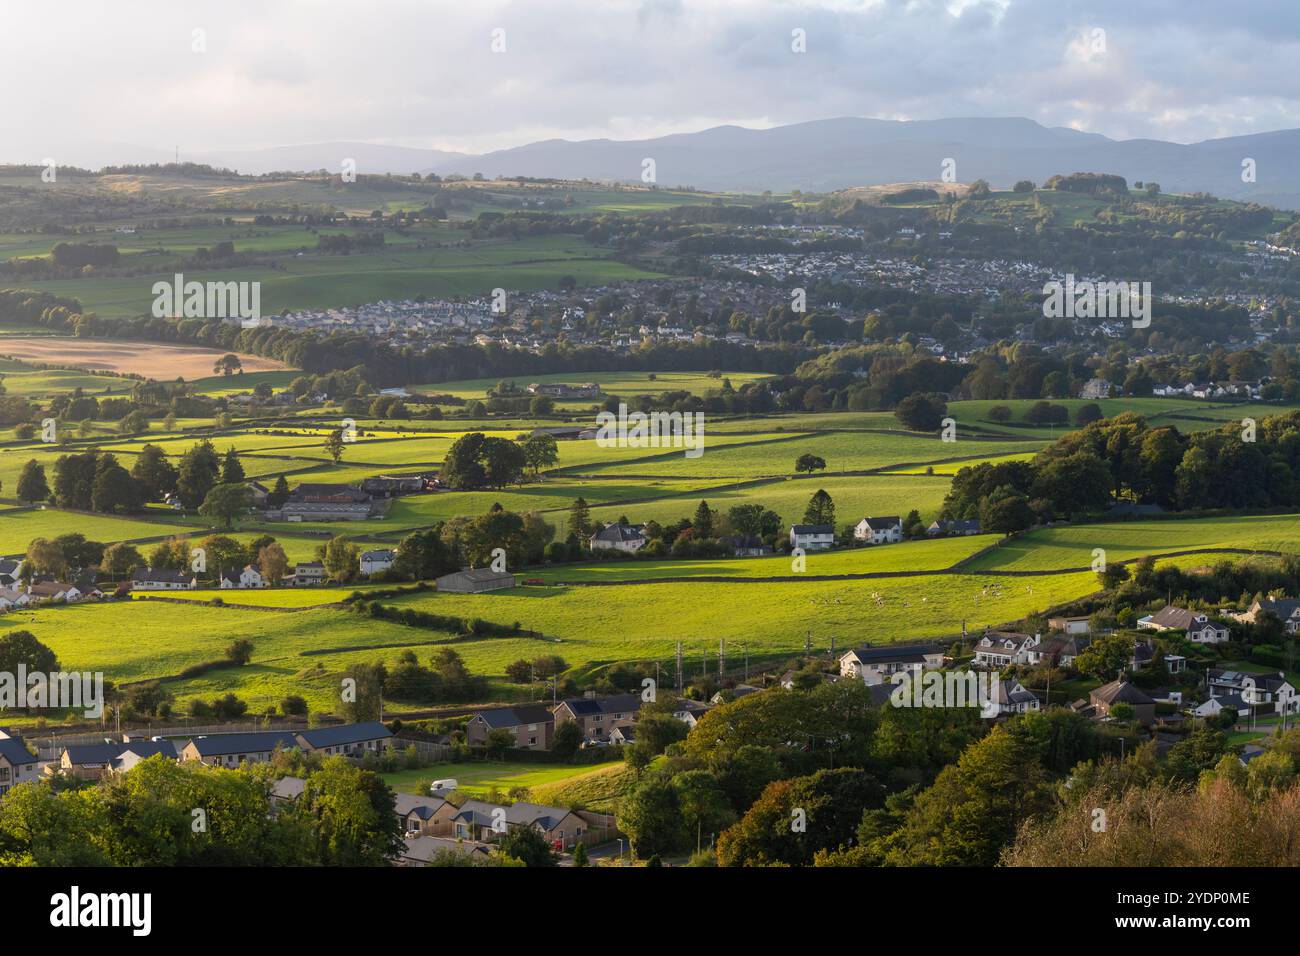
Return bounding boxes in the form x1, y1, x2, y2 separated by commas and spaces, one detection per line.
4, 0, 1300, 165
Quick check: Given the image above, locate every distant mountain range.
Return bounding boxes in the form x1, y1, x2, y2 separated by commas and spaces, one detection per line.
78, 117, 1300, 209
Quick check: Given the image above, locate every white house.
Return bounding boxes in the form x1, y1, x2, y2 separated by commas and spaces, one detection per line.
790, 524, 835, 551
989, 679, 1041, 716
1208, 669, 1298, 715
359, 550, 396, 575
220, 565, 266, 589
0, 587, 31, 611
130, 567, 198, 591
839, 644, 945, 685
1138, 606, 1230, 643
854, 516, 903, 544
973, 631, 1039, 667
589, 524, 647, 553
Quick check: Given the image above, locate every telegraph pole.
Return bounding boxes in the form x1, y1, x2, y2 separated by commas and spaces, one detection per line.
675, 642, 683, 693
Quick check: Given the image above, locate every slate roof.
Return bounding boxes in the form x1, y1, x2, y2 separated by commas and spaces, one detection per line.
791, 524, 834, 535
186, 732, 299, 757
1092, 680, 1155, 707
559, 693, 641, 717
394, 793, 450, 820
591, 524, 646, 543
0, 736, 36, 766
297, 721, 393, 748
471, 704, 555, 729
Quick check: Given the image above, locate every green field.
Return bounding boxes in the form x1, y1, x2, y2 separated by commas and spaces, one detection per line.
381, 759, 623, 798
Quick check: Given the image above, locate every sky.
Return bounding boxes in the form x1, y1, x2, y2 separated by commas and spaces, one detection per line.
4, 0, 1300, 164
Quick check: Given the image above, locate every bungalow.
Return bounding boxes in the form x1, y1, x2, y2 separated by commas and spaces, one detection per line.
435, 568, 518, 594
359, 549, 396, 576
399, 835, 491, 866
839, 643, 945, 685
553, 693, 641, 744
451, 799, 592, 849
608, 725, 636, 745
1138, 606, 1230, 643
721, 535, 771, 557
130, 567, 198, 591
1207, 669, 1298, 715
0, 587, 31, 611
0, 734, 40, 795
973, 631, 1040, 667
465, 704, 555, 750
1090, 680, 1156, 725
294, 721, 393, 757
220, 565, 266, 589
53, 740, 175, 779
989, 679, 1040, 716
589, 523, 647, 553
853, 516, 903, 544
926, 519, 981, 536
180, 731, 299, 767
393, 793, 458, 837
1194, 694, 1247, 720
26, 581, 94, 605
790, 524, 835, 551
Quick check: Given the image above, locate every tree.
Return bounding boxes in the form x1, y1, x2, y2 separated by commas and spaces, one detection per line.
15, 460, 48, 503
568, 497, 592, 538
226, 639, 254, 665
1013, 179, 1035, 193
551, 720, 583, 759
220, 447, 244, 484
692, 500, 716, 539
258, 543, 289, 584
520, 434, 559, 477
895, 392, 948, 431
268, 474, 291, 508
213, 353, 242, 377
199, 483, 254, 530
485, 728, 515, 759
0, 630, 58, 679
130, 444, 177, 501
100, 542, 143, 578
672, 770, 735, 850
496, 824, 558, 866
323, 536, 361, 583
618, 775, 688, 858
298, 758, 404, 866
91, 457, 142, 514
24, 538, 68, 579
176, 440, 220, 509
803, 488, 835, 527
441, 433, 524, 489
324, 430, 346, 464
571, 842, 589, 867
794, 454, 826, 475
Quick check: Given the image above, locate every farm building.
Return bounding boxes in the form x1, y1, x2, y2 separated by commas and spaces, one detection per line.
435, 568, 518, 593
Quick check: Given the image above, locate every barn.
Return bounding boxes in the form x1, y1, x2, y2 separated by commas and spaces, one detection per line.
435, 568, 518, 594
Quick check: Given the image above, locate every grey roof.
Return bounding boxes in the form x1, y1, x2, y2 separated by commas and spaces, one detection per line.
1092, 680, 1155, 707
402, 835, 489, 862
63, 743, 124, 765
436, 568, 517, 587
559, 693, 641, 717
296, 721, 392, 748
454, 799, 574, 832
845, 643, 938, 664
591, 523, 646, 543
131, 566, 194, 584
187, 731, 299, 757
860, 516, 901, 529
1148, 606, 1214, 630
394, 793, 450, 819
0, 736, 36, 766
472, 704, 554, 729
119, 740, 177, 761
271, 776, 306, 800
791, 524, 834, 534
360, 550, 395, 561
